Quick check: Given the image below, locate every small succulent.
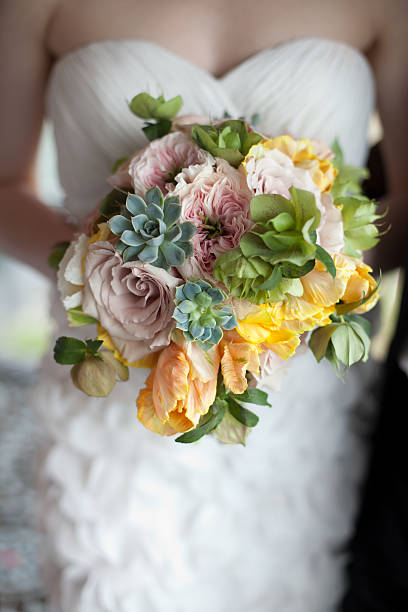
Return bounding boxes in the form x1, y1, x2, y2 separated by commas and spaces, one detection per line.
173, 280, 237, 350
191, 119, 263, 168
109, 186, 196, 269
213, 247, 305, 304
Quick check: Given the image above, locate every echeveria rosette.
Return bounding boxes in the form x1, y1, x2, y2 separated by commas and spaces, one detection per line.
108, 186, 196, 270
173, 280, 237, 350
191, 119, 263, 168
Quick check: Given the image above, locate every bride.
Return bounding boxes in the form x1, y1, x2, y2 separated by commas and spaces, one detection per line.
1, 1, 406, 610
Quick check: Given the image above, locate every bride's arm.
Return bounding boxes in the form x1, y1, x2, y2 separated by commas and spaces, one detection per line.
0, 0, 75, 279
368, 0, 408, 270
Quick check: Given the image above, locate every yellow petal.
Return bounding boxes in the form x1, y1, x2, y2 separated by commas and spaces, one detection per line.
236, 320, 272, 344
301, 266, 349, 308
88, 222, 113, 245
265, 335, 300, 360
97, 324, 150, 368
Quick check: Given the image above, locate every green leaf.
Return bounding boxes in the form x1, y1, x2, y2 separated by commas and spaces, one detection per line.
330, 324, 365, 367
271, 212, 295, 232
331, 138, 343, 170
280, 259, 315, 278
100, 189, 128, 220
345, 314, 371, 337
48, 241, 70, 270
111, 157, 128, 173
250, 194, 292, 224
230, 387, 271, 406
325, 341, 343, 378
315, 244, 336, 278
212, 409, 250, 446
241, 130, 263, 155
289, 187, 321, 231
239, 233, 273, 259
85, 339, 104, 354
142, 119, 172, 141
227, 399, 259, 427
175, 399, 227, 443
191, 125, 218, 155
154, 95, 183, 120
256, 265, 282, 291
309, 324, 340, 362
66, 307, 99, 328
54, 336, 87, 365
129, 93, 160, 118
212, 146, 244, 167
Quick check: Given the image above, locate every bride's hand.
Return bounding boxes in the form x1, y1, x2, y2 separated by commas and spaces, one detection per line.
0, 0, 75, 279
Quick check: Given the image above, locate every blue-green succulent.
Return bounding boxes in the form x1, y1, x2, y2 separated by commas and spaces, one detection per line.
173, 280, 237, 350
109, 186, 196, 269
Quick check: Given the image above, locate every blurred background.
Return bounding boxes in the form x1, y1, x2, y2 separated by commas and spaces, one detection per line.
0, 114, 403, 609
0, 123, 63, 610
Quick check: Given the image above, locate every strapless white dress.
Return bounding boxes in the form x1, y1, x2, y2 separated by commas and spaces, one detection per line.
38, 37, 379, 612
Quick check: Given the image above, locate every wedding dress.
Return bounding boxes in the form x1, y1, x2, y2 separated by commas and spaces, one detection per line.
38, 37, 378, 612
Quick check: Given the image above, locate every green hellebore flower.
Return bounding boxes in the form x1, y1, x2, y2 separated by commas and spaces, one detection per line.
213, 247, 304, 304
191, 119, 263, 168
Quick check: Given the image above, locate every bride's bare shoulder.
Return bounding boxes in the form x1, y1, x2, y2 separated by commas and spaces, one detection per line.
1, 0, 58, 36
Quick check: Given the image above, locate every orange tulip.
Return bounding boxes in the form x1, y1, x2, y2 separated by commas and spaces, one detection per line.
220, 330, 261, 395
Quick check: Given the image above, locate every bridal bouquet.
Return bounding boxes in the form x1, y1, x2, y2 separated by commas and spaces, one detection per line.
51, 92, 384, 444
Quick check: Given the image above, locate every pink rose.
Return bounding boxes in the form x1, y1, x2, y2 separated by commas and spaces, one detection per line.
82, 242, 181, 362
174, 159, 253, 279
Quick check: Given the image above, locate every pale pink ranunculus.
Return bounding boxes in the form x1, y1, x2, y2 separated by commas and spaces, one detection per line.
249, 340, 308, 391
317, 192, 344, 254
310, 139, 335, 160
175, 159, 253, 279
82, 242, 181, 363
124, 132, 214, 197
244, 148, 323, 214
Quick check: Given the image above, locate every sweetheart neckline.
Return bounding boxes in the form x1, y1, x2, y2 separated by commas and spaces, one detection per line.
49, 35, 373, 83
